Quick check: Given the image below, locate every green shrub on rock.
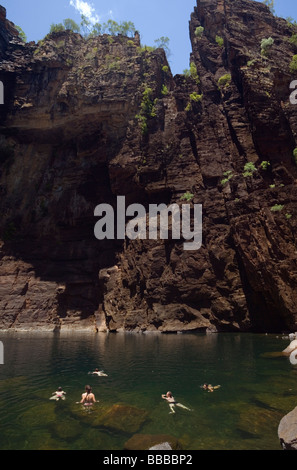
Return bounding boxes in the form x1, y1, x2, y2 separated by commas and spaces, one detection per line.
180, 191, 194, 202
189, 92, 203, 102
289, 34, 297, 47
218, 73, 231, 89
260, 161, 270, 170
271, 204, 284, 212
195, 26, 204, 38
243, 162, 257, 177
161, 85, 169, 96
260, 37, 274, 56
216, 35, 224, 47
290, 55, 297, 73
136, 87, 158, 135
220, 170, 233, 186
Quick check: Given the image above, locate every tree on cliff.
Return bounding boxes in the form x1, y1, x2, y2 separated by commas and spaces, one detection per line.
154, 36, 171, 57
50, 18, 80, 34
15, 25, 27, 42
47, 15, 170, 58
63, 18, 80, 33
263, 0, 275, 14
50, 15, 136, 39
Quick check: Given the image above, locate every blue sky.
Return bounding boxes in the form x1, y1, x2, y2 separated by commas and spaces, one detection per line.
1, 0, 297, 75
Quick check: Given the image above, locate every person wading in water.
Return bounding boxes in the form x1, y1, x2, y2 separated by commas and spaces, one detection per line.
79, 385, 97, 406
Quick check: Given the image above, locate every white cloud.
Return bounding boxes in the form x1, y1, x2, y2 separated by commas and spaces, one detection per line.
69, 0, 100, 24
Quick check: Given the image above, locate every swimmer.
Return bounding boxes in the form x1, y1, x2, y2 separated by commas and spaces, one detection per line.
50, 387, 66, 401
161, 391, 191, 414
91, 368, 108, 377
78, 385, 97, 406
202, 383, 221, 392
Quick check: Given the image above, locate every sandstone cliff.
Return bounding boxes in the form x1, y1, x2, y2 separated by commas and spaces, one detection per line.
0, 0, 297, 333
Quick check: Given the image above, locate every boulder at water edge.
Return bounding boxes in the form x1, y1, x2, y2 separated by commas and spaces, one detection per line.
278, 406, 297, 450
149, 442, 173, 450
282, 340, 297, 355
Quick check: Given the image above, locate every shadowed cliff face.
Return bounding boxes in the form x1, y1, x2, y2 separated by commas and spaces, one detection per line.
0, 0, 297, 333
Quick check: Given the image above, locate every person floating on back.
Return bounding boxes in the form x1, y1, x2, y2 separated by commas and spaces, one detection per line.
161, 391, 191, 414
50, 387, 66, 401
91, 368, 108, 377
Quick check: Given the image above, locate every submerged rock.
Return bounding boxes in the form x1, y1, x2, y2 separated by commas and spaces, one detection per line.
52, 416, 82, 440
23, 431, 69, 451
87, 404, 148, 433
124, 433, 182, 450
237, 406, 282, 437
0, 375, 27, 392
19, 403, 57, 428
254, 392, 297, 415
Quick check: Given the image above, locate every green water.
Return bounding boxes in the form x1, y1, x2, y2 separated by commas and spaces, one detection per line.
0, 331, 295, 450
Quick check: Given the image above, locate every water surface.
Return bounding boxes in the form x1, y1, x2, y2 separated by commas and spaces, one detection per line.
0, 331, 294, 450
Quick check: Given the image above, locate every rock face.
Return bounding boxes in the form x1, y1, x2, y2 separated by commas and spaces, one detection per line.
0, 0, 297, 332
0, 5, 20, 59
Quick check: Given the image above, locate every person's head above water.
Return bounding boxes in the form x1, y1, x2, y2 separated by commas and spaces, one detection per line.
166, 391, 173, 397
85, 385, 92, 394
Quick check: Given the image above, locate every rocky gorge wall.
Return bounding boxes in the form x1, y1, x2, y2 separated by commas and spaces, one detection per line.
0, 0, 297, 333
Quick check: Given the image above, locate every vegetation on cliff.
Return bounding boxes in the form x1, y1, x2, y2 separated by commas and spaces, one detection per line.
50, 16, 137, 38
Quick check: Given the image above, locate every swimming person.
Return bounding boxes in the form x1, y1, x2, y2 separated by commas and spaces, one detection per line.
202, 383, 221, 392
91, 368, 108, 377
50, 387, 66, 401
79, 385, 97, 406
161, 391, 191, 414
